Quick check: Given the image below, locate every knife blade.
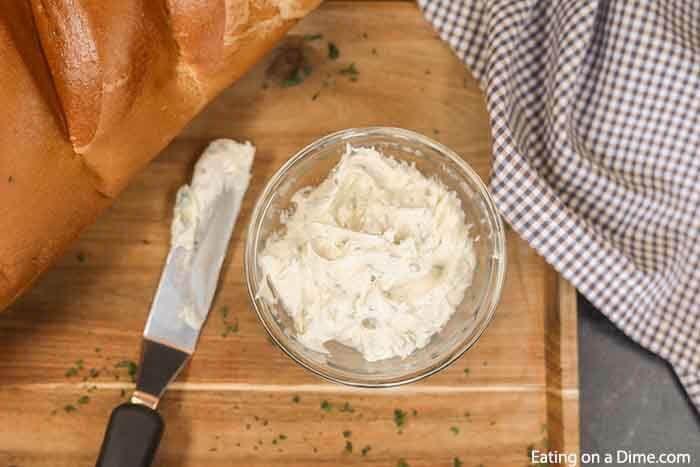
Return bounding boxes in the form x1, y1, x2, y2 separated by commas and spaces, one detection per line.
95, 140, 254, 467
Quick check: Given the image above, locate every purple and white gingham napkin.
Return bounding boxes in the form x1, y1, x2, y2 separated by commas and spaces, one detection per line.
418, 0, 700, 409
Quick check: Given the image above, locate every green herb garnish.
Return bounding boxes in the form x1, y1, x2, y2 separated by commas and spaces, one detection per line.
78, 395, 90, 405
64, 404, 77, 413
115, 360, 138, 382
453, 457, 463, 467
463, 368, 470, 375
76, 252, 86, 263
344, 441, 353, 453
342, 430, 352, 438
339, 63, 359, 81
222, 321, 239, 336
221, 306, 230, 320
320, 400, 332, 412
89, 368, 99, 378
65, 367, 78, 377
411, 409, 418, 416
75, 359, 84, 369
340, 402, 354, 413
361, 445, 371, 456
304, 34, 323, 41
328, 42, 340, 60
397, 459, 409, 467
450, 426, 460, 435
393, 409, 407, 428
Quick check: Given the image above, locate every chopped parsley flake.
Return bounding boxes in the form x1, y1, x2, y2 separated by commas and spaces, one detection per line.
361, 445, 371, 456
65, 367, 78, 377
78, 395, 90, 405
328, 42, 340, 60
115, 360, 138, 382
342, 430, 352, 438
463, 368, 470, 375
397, 458, 409, 467
450, 426, 460, 435
222, 321, 239, 336
344, 441, 353, 453
320, 400, 332, 412
411, 409, 418, 416
64, 404, 77, 413
304, 34, 323, 41
340, 402, 354, 413
89, 368, 99, 378
221, 306, 230, 320
393, 409, 407, 429
76, 252, 86, 263
283, 64, 312, 88
339, 63, 359, 78
453, 457, 463, 467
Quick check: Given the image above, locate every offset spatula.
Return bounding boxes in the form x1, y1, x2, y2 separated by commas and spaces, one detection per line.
95, 184, 244, 467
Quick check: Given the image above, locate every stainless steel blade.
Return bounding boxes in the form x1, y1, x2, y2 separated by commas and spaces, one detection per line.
143, 186, 242, 354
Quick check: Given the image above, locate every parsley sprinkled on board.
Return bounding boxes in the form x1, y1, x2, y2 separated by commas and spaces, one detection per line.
320, 400, 332, 412
78, 395, 90, 405
328, 42, 340, 60
221, 306, 230, 320
304, 34, 323, 41
76, 252, 87, 263
339, 63, 359, 80
344, 441, 353, 453
342, 430, 352, 438
292, 395, 300, 403
393, 409, 407, 428
64, 404, 77, 413
397, 458, 409, 467
222, 321, 239, 337
339, 402, 354, 413
115, 360, 138, 382
282, 64, 313, 88
411, 409, 418, 416
361, 445, 371, 456
450, 426, 460, 435
88, 368, 99, 378
453, 457, 463, 467
65, 367, 78, 377
75, 359, 84, 369
463, 368, 470, 375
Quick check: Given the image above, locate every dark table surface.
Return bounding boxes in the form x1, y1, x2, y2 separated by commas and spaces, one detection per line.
578, 294, 700, 465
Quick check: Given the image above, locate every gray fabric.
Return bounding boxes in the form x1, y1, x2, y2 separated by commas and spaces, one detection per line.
418, 0, 700, 409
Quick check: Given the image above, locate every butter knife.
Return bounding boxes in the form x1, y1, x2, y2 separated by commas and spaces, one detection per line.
95, 180, 246, 467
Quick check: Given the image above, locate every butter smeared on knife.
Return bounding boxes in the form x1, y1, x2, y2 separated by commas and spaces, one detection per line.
95, 139, 255, 467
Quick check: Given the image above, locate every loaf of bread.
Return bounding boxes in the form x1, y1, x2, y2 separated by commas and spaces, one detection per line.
0, 0, 321, 310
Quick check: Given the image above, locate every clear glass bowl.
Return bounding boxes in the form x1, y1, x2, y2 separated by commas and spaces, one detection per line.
245, 127, 506, 387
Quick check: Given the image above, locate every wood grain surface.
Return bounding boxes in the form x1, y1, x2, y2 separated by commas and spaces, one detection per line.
0, 2, 579, 466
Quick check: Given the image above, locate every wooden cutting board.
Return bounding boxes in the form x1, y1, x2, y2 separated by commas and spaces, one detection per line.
0, 2, 579, 466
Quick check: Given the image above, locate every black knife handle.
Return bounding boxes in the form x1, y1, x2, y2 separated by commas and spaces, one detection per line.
96, 403, 164, 467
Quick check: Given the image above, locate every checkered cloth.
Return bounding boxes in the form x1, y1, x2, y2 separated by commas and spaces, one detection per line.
418, 0, 700, 410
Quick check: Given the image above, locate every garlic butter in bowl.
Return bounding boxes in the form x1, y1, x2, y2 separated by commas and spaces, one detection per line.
245, 127, 506, 386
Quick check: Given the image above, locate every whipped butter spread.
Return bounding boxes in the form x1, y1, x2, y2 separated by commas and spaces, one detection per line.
259, 145, 476, 361
171, 139, 255, 327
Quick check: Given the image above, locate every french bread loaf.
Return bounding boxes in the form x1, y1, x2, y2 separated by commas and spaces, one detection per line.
0, 0, 322, 310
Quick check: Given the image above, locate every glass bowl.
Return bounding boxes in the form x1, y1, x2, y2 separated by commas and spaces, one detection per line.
245, 127, 506, 387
